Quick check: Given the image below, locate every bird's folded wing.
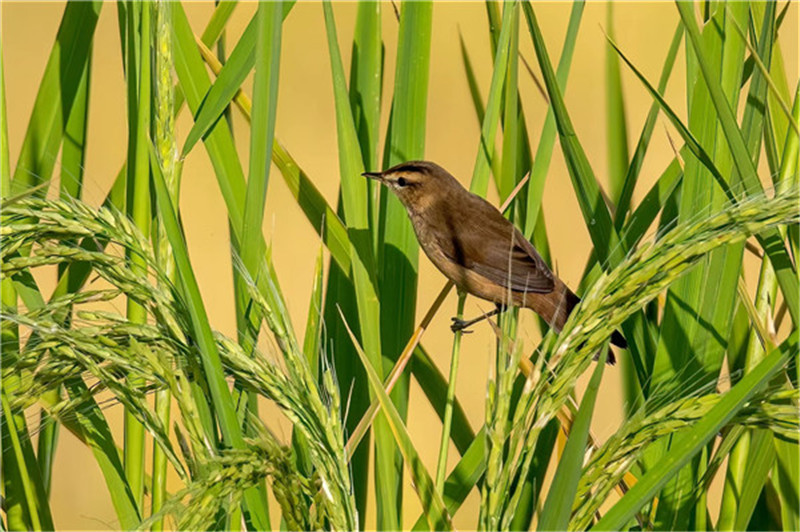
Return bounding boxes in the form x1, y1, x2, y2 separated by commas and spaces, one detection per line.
439, 205, 555, 293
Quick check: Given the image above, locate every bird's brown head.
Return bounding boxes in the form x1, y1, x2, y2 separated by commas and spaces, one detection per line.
362, 160, 459, 215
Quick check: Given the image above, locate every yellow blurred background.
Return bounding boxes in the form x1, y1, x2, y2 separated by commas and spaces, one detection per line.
3, 1, 797, 529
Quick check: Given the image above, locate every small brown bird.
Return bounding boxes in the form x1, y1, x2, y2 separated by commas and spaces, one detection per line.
363, 160, 626, 358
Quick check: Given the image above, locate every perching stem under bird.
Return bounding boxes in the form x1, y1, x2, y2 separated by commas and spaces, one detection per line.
363, 160, 627, 363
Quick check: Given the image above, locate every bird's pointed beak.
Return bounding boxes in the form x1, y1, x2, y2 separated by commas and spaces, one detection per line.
362, 171, 383, 181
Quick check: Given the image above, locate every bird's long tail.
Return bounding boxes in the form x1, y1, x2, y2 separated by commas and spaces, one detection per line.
531, 280, 627, 364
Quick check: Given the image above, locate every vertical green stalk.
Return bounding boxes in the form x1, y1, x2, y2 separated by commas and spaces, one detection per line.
233, 3, 283, 528
434, 293, 466, 493
151, 1, 176, 528
321, 3, 391, 527
376, 2, 433, 525
124, 1, 150, 512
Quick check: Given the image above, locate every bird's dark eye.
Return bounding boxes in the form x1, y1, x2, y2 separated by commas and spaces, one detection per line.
397, 177, 408, 187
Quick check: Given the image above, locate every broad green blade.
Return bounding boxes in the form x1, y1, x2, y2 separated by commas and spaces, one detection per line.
149, 143, 271, 530
539, 347, 607, 531
376, 2, 433, 525
349, 1, 382, 172
321, 3, 391, 528
496, 2, 520, 201
594, 332, 798, 532
11, 1, 102, 196
774, 437, 800, 531
340, 313, 453, 531
676, 1, 798, 326
733, 430, 776, 531
59, 44, 91, 200
237, 0, 283, 345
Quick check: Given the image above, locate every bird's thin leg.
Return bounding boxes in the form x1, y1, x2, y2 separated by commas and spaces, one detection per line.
451, 305, 505, 333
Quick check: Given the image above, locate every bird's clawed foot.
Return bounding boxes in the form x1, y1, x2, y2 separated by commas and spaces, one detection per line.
450, 317, 474, 333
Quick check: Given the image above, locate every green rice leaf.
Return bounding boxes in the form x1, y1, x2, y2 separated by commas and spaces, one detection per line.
375, 2, 433, 524
182, 14, 256, 156
199, 0, 238, 47
774, 437, 800, 531
182, 6, 294, 156
237, 0, 283, 340
734, 430, 776, 531
676, 2, 797, 328
321, 3, 393, 527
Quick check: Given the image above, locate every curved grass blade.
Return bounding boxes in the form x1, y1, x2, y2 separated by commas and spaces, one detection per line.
593, 332, 798, 532
339, 310, 453, 532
